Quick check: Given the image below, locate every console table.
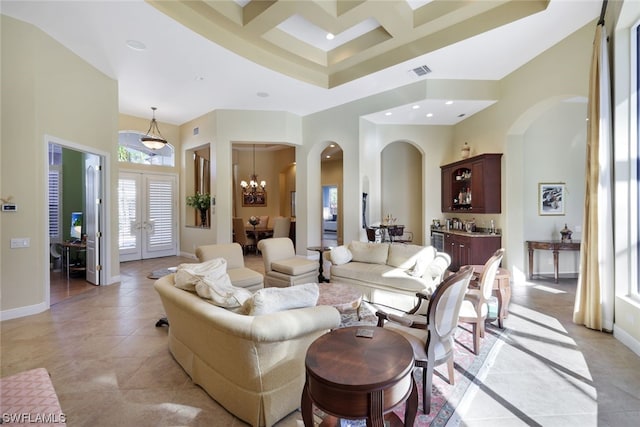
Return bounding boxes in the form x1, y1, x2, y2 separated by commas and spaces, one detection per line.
526, 240, 581, 283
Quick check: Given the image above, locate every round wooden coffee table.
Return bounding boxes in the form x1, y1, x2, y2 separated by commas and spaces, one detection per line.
301, 326, 418, 427
317, 282, 362, 319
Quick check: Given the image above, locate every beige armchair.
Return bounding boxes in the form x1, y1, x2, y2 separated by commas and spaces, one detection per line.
257, 237, 318, 287
195, 242, 263, 291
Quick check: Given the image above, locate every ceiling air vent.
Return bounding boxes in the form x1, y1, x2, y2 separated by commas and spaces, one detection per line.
412, 65, 431, 76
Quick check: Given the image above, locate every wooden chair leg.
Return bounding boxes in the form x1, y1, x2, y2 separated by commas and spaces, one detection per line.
424, 364, 434, 414
447, 357, 455, 385
472, 323, 480, 355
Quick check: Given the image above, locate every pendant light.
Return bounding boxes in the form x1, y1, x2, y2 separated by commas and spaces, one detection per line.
140, 107, 168, 150
240, 144, 266, 195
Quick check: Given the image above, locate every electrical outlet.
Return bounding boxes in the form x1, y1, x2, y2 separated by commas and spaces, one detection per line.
10, 238, 30, 248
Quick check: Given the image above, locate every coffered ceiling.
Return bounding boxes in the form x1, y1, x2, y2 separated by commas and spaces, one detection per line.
1, 0, 601, 126
149, 0, 549, 88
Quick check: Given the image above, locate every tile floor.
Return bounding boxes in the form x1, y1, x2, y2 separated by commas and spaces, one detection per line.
1, 254, 639, 426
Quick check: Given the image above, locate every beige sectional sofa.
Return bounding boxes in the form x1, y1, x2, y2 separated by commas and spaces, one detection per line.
154, 275, 341, 427
327, 242, 451, 311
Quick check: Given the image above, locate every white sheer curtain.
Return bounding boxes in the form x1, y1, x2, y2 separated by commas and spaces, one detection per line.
573, 23, 614, 331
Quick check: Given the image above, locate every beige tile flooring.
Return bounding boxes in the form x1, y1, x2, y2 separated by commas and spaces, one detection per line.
1, 254, 639, 426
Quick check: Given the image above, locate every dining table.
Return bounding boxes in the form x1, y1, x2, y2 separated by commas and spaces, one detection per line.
245, 226, 273, 252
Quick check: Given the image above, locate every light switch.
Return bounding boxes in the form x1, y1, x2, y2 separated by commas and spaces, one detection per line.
10, 238, 30, 248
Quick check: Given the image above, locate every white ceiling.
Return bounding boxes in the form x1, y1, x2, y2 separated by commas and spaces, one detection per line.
1, 0, 601, 126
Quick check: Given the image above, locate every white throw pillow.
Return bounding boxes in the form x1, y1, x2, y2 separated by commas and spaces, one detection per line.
243, 282, 319, 315
407, 256, 429, 277
330, 245, 353, 265
195, 272, 253, 309
174, 258, 228, 292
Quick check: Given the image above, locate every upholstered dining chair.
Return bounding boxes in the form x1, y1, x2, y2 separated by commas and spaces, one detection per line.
376, 265, 474, 414
458, 248, 505, 355
232, 217, 256, 254
271, 217, 291, 238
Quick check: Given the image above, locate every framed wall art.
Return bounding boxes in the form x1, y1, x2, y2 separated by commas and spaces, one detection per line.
538, 183, 565, 215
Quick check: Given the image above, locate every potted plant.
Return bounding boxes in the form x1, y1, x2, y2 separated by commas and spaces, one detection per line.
186, 192, 211, 227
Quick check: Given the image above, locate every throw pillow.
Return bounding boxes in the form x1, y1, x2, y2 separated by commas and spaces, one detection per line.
407, 256, 429, 277
174, 257, 228, 292
243, 282, 319, 316
330, 245, 353, 265
195, 272, 253, 309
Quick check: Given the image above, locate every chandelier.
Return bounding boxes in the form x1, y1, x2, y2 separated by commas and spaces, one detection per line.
140, 107, 168, 150
240, 145, 266, 197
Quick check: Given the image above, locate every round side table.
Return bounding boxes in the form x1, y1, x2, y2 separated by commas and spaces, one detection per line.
301, 326, 417, 427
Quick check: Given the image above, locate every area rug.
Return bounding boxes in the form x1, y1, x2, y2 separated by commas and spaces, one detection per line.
327, 302, 506, 427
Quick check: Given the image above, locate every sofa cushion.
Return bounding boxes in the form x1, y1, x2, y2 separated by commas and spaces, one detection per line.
227, 268, 263, 289
387, 244, 436, 269
331, 262, 428, 293
348, 241, 389, 264
272, 258, 317, 275
243, 282, 319, 315
175, 258, 228, 292
330, 245, 353, 265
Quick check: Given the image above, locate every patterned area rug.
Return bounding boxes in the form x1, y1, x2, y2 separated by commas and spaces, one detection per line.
329, 302, 506, 427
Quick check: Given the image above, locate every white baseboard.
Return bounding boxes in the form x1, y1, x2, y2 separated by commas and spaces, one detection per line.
0, 301, 48, 322
614, 324, 640, 357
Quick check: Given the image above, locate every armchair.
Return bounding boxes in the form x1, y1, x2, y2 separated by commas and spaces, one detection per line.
257, 237, 318, 288
376, 265, 474, 414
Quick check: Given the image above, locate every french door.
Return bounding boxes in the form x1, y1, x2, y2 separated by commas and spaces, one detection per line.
118, 172, 177, 261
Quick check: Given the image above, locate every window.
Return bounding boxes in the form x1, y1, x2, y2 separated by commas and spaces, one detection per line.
630, 22, 640, 296
118, 131, 175, 166
48, 144, 62, 241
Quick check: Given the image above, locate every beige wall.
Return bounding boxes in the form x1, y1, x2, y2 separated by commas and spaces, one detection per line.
381, 142, 423, 245
1, 15, 119, 317
233, 146, 295, 224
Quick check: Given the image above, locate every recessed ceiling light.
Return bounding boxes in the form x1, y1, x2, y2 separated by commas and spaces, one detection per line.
194, 75, 205, 81
426, 113, 434, 117
326, 155, 331, 159
330, 144, 336, 148
458, 113, 466, 118
385, 112, 392, 116
412, 105, 420, 110
326, 33, 335, 40
445, 100, 454, 105
126, 39, 146, 51
256, 92, 269, 98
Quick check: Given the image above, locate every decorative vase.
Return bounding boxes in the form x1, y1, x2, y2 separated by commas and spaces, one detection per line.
560, 223, 572, 242
461, 142, 471, 159
199, 209, 208, 227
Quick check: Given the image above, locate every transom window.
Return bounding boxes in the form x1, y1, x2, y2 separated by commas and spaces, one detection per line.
118, 131, 175, 166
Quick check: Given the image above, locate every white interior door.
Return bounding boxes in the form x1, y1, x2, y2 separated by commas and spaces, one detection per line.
119, 172, 177, 261
84, 153, 102, 285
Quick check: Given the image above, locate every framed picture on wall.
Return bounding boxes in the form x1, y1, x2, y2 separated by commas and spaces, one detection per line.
242, 192, 267, 207
538, 183, 565, 215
